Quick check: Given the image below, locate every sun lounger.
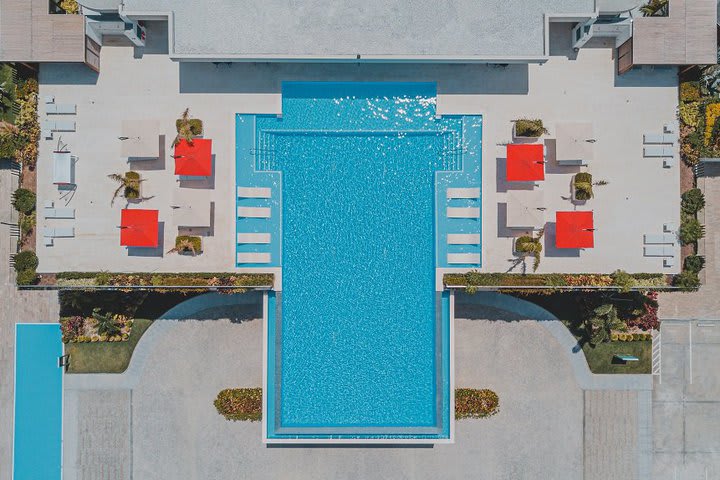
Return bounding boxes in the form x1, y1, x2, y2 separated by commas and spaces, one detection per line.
447, 207, 480, 218
237, 186, 271, 198
44, 95, 55, 104
663, 222, 676, 233
643, 233, 675, 244
447, 233, 481, 245
46, 103, 76, 115
663, 156, 676, 168
447, 253, 481, 264
43, 236, 54, 247
237, 232, 271, 244
663, 257, 675, 268
237, 206, 271, 218
54, 120, 76, 132
43, 200, 54, 209
43, 207, 75, 219
643, 245, 673, 257
446, 187, 480, 199
42, 227, 75, 238
663, 123, 677, 135
236, 252, 271, 263
643, 133, 676, 144
643, 146, 673, 158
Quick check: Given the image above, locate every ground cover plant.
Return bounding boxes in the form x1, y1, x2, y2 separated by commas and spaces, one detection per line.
214, 388, 263, 421
455, 389, 500, 419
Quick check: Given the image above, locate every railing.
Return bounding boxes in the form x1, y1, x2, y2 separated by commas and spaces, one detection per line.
651, 328, 662, 382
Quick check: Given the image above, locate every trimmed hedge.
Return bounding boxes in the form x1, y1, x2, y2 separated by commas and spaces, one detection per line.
54, 271, 273, 290
214, 388, 262, 421
12, 188, 36, 214
455, 389, 499, 419
13, 250, 38, 271
444, 272, 668, 291
513, 118, 547, 137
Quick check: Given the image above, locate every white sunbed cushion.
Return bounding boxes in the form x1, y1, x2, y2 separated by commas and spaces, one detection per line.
447, 234, 480, 245
236, 252, 271, 264
447, 253, 481, 264
237, 186, 271, 198
447, 207, 480, 218
643, 233, 675, 245
643, 245, 673, 257
237, 232, 271, 244
237, 206, 271, 218
446, 187, 480, 199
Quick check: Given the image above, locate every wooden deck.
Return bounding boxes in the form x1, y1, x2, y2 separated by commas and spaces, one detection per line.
633, 0, 717, 65
0, 0, 85, 62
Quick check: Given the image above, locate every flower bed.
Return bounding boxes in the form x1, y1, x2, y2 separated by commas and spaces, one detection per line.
214, 388, 262, 421
610, 331, 653, 341
60, 314, 132, 343
52, 271, 274, 292
455, 389, 500, 419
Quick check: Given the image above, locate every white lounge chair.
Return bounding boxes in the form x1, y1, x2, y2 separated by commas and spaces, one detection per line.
43, 200, 54, 209
43, 236, 54, 247
446, 187, 480, 199
447, 207, 480, 219
447, 233, 480, 245
643, 146, 673, 158
54, 120, 76, 132
447, 253, 481, 264
237, 206, 271, 218
643, 133, 676, 145
44, 95, 55, 104
643, 245, 673, 257
663, 257, 675, 268
664, 156, 676, 168
237, 232, 271, 244
237, 186, 271, 198
43, 227, 75, 238
44, 207, 75, 219
46, 103, 76, 115
663, 222, 676, 233
236, 252, 271, 263
643, 233, 675, 244
663, 123, 677, 135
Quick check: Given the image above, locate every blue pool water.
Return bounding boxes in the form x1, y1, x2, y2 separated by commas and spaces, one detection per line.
13, 324, 63, 479
237, 82, 481, 440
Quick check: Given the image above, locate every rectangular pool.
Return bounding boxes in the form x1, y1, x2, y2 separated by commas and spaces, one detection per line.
13, 324, 63, 480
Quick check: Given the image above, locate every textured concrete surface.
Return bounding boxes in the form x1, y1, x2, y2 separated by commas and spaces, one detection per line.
121, 0, 594, 58
652, 319, 720, 479
0, 165, 60, 480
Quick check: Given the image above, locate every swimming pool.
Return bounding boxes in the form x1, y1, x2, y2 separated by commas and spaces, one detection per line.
237, 82, 481, 441
13, 324, 63, 480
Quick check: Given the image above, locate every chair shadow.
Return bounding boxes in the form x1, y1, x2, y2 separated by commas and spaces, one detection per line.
177, 202, 216, 237
127, 221, 165, 257
178, 155, 216, 189
128, 135, 167, 171
496, 157, 535, 193
543, 222, 580, 258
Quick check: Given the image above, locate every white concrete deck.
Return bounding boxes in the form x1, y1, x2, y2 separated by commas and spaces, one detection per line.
36, 23, 679, 275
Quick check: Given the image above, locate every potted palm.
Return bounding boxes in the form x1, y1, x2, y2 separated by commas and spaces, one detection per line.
174, 108, 203, 146
513, 228, 544, 272
512, 119, 548, 140
168, 235, 202, 256
572, 173, 608, 203
108, 171, 142, 206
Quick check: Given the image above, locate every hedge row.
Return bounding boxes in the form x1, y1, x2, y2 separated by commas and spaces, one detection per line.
214, 388, 262, 422
610, 332, 653, 342
54, 271, 274, 291
444, 272, 669, 291
455, 389, 500, 419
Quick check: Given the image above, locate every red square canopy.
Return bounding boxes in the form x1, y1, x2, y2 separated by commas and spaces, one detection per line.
120, 209, 159, 247
174, 138, 212, 176
556, 211, 594, 249
506, 144, 545, 181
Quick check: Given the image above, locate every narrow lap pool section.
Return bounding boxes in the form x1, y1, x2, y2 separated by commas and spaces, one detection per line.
237, 82, 482, 441
13, 324, 63, 480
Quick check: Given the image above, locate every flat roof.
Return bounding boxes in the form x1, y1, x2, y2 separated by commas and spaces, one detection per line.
122, 0, 595, 60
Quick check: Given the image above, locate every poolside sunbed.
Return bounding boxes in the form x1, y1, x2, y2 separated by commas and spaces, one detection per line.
663, 257, 675, 268
43, 207, 75, 219
447, 207, 480, 219
237, 206, 271, 218
643, 146, 673, 158
236, 252, 271, 263
643, 133, 676, 144
237, 186, 272, 198
42, 227, 75, 238
237, 232, 271, 244
643, 245, 674, 257
447, 253, 481, 264
643, 233, 675, 244
46, 103, 76, 115
447, 233, 480, 245
446, 187, 480, 199
663, 222, 676, 233
663, 156, 676, 168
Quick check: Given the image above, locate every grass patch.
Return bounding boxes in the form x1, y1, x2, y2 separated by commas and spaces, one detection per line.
66, 319, 153, 373
581, 340, 652, 374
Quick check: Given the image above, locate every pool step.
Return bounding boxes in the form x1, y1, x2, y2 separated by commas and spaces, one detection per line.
237, 232, 271, 244
237, 206, 271, 218
447, 253, 481, 264
237, 252, 271, 264
237, 186, 272, 198
447, 207, 480, 218
447, 233, 480, 245
446, 187, 480, 199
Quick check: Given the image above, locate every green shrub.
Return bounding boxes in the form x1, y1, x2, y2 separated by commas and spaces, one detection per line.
455, 389, 500, 419
684, 255, 705, 274
681, 188, 705, 214
214, 388, 262, 421
16, 78, 38, 99
170, 235, 202, 255
679, 217, 705, 245
611, 270, 636, 293
680, 81, 701, 102
13, 250, 38, 271
574, 172, 593, 200
20, 212, 35, 236
175, 118, 203, 136
16, 269, 38, 285
673, 271, 700, 290
513, 119, 547, 137
12, 188, 35, 214
679, 102, 700, 128
444, 272, 668, 290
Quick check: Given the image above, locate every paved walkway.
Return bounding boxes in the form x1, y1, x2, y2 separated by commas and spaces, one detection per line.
659, 166, 720, 320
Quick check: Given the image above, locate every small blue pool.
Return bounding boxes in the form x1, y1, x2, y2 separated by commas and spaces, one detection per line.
13, 324, 63, 480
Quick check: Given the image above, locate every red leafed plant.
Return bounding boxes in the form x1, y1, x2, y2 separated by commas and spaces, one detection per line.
627, 291, 660, 331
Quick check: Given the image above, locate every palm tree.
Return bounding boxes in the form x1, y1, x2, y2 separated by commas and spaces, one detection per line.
173, 108, 195, 146
0, 120, 19, 139
516, 227, 545, 272
167, 237, 199, 256
586, 304, 624, 345
640, 0, 668, 17
108, 171, 142, 206
92, 308, 121, 337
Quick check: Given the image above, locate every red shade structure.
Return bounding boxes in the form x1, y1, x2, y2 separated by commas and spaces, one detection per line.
174, 138, 212, 176
120, 209, 159, 247
506, 144, 545, 181
555, 211, 594, 249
